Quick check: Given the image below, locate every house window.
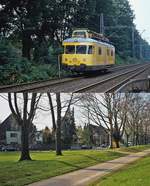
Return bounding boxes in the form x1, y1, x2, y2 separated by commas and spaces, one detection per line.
10, 133, 17, 138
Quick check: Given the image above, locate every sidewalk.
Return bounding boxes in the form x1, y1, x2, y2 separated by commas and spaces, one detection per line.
28, 149, 150, 186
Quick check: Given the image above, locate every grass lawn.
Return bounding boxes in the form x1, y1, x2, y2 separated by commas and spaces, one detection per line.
90, 145, 150, 186
91, 155, 150, 186
0, 150, 124, 186
118, 145, 150, 153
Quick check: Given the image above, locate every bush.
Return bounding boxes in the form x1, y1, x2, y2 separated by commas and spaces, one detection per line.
0, 39, 62, 85
0, 39, 20, 65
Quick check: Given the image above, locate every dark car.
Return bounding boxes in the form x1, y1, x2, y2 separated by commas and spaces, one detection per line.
0, 146, 3, 151
81, 145, 92, 149
2, 146, 18, 151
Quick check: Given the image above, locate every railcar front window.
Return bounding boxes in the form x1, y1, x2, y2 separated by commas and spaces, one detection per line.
65, 46, 75, 54
76, 45, 87, 54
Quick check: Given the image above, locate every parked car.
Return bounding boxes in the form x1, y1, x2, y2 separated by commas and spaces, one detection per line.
0, 146, 3, 151
70, 145, 82, 150
100, 144, 107, 148
81, 145, 92, 149
1, 146, 18, 151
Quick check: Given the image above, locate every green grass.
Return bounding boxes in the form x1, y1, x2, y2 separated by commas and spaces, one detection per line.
118, 145, 150, 153
0, 150, 124, 186
91, 155, 150, 186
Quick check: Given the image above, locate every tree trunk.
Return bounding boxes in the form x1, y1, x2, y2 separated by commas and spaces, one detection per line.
19, 122, 32, 161
109, 131, 113, 148
56, 126, 62, 156
114, 138, 120, 148
22, 31, 32, 60
126, 134, 129, 147
56, 93, 62, 156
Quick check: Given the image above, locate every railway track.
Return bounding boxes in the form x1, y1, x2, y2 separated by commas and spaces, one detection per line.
0, 63, 147, 93
0, 76, 84, 93
73, 64, 150, 93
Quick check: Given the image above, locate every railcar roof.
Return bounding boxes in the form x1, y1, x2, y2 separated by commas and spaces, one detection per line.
63, 38, 114, 48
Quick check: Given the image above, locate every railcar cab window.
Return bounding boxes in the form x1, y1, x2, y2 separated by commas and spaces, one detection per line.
73, 31, 86, 38
76, 45, 87, 54
65, 46, 75, 54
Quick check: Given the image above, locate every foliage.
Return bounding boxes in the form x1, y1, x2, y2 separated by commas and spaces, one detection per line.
1, 0, 150, 61
61, 108, 77, 149
42, 127, 52, 145
82, 124, 94, 146
0, 59, 59, 85
0, 0, 150, 84
0, 39, 20, 65
0, 39, 60, 85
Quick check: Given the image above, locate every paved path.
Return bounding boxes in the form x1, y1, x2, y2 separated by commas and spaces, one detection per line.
28, 149, 150, 186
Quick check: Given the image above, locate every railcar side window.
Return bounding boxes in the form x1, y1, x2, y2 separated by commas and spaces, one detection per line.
107, 49, 110, 56
65, 46, 75, 54
88, 46, 93, 54
76, 45, 87, 54
99, 47, 102, 55
111, 50, 114, 56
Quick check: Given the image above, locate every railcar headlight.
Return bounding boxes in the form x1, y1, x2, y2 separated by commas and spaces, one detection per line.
73, 58, 77, 62
65, 58, 68, 61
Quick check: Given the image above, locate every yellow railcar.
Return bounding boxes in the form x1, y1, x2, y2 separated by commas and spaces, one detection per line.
62, 30, 115, 72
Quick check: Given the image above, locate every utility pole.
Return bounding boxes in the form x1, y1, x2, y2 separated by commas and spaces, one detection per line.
140, 41, 143, 59
139, 30, 146, 60
132, 27, 135, 58
100, 13, 104, 35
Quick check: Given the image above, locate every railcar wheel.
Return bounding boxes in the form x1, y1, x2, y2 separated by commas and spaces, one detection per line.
103, 69, 108, 73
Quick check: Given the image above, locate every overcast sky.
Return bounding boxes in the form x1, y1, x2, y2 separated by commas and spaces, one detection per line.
129, 0, 150, 43
0, 94, 87, 130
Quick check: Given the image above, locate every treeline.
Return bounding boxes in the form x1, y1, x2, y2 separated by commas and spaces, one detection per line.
3, 93, 150, 161
0, 0, 150, 83
81, 93, 150, 148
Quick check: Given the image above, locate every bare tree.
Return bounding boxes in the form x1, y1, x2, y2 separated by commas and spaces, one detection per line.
47, 93, 79, 155
81, 93, 130, 148
126, 94, 146, 146
8, 93, 41, 161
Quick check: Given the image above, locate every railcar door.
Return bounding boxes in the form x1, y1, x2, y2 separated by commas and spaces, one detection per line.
106, 47, 110, 65
96, 45, 103, 65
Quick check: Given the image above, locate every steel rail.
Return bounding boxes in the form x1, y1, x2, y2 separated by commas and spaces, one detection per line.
105, 67, 150, 93
73, 64, 150, 93
0, 77, 83, 93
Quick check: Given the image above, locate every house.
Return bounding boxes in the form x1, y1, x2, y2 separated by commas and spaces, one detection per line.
0, 114, 37, 146
0, 114, 21, 145
83, 124, 109, 147
35, 131, 43, 144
